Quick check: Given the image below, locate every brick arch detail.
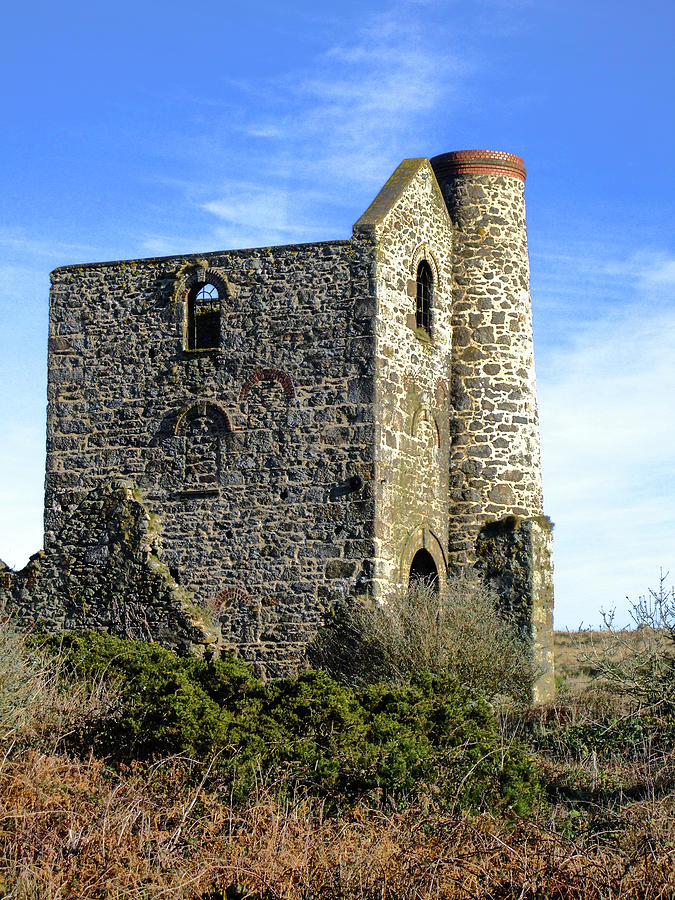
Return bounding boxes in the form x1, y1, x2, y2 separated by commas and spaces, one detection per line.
215, 585, 249, 608
435, 378, 449, 404
174, 400, 232, 436
238, 368, 296, 403
180, 266, 230, 301
410, 244, 440, 286
410, 405, 441, 449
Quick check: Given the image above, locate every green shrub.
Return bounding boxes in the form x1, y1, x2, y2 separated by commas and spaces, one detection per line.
34, 631, 261, 759
37, 631, 542, 815
534, 712, 675, 762
359, 674, 541, 814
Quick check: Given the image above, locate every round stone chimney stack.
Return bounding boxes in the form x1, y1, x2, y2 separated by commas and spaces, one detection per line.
430, 150, 544, 562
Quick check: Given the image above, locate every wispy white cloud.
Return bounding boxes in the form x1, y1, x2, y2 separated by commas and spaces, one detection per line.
244, 125, 286, 139
0, 227, 96, 262
285, 9, 466, 182
603, 252, 675, 289
202, 183, 336, 236
537, 248, 675, 627
647, 259, 675, 285
204, 192, 294, 234
146, 1, 473, 253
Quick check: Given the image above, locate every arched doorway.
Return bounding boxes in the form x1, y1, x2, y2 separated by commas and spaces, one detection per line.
408, 548, 439, 593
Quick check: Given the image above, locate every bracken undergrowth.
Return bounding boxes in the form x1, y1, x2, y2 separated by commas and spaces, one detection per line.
0, 580, 674, 899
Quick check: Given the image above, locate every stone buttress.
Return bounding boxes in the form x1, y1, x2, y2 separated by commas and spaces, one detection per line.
353, 159, 453, 602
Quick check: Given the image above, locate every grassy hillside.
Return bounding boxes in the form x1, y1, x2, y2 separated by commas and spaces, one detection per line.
554, 627, 672, 693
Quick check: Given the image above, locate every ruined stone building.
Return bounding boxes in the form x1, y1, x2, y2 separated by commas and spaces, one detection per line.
1, 149, 554, 698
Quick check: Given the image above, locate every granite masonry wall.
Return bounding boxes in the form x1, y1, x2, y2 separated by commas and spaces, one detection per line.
430, 151, 545, 560
430, 151, 554, 692
40, 232, 379, 674
354, 159, 453, 600
1, 149, 555, 695
1, 482, 220, 655
475, 515, 555, 702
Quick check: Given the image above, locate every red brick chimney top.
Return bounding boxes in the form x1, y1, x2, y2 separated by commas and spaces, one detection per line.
430, 149, 526, 182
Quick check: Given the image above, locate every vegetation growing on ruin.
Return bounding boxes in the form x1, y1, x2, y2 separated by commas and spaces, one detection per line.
31, 630, 539, 815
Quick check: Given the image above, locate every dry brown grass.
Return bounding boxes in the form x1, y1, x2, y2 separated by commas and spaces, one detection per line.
0, 745, 674, 899
554, 628, 672, 694
0, 618, 113, 751
312, 576, 535, 702
554, 629, 607, 693
0, 621, 673, 898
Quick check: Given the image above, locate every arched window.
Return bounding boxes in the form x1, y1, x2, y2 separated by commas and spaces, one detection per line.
184, 412, 221, 487
416, 261, 433, 335
239, 367, 296, 430
187, 282, 220, 350
246, 378, 286, 430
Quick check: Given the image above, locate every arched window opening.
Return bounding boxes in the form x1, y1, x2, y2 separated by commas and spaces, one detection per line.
408, 548, 439, 593
247, 378, 286, 430
187, 282, 220, 350
416, 261, 433, 335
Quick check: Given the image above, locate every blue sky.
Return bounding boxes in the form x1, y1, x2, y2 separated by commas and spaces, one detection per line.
1, 0, 673, 627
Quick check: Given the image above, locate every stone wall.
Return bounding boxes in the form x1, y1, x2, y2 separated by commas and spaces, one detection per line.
355, 159, 453, 599
44, 235, 379, 673
1, 482, 219, 656
40, 160, 468, 669
475, 514, 555, 702
2, 148, 555, 696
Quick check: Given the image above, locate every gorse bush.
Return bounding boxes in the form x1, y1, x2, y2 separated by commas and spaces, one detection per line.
33, 631, 258, 759
7, 579, 675, 899
36, 631, 541, 815
259, 670, 539, 813
310, 574, 535, 702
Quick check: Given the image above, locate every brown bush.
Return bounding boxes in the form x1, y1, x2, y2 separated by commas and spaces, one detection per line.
0, 618, 112, 748
0, 617, 673, 897
310, 574, 535, 702
578, 571, 675, 711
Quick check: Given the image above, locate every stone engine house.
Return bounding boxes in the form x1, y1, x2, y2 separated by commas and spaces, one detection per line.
3, 149, 554, 697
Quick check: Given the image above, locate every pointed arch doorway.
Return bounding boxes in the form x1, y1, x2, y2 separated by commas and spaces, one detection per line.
408, 548, 439, 593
